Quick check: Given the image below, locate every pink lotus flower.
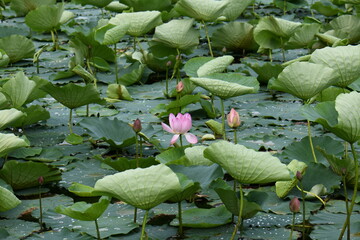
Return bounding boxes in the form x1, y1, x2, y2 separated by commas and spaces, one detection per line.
162, 113, 198, 145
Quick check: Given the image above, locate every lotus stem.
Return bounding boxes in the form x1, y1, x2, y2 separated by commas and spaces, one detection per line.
134, 207, 138, 224
95, 219, 101, 240
297, 181, 306, 240
220, 98, 226, 140
39, 185, 43, 230
289, 212, 295, 240
114, 44, 119, 84
295, 185, 326, 206
307, 119, 318, 163
202, 20, 214, 57
68, 108, 73, 134
230, 183, 244, 240
342, 173, 350, 240
50, 30, 58, 50
141, 210, 149, 240
86, 105, 89, 117
233, 128, 237, 144
338, 143, 358, 240
165, 65, 169, 98
283, 0, 287, 15
178, 201, 183, 237
269, 49, 273, 62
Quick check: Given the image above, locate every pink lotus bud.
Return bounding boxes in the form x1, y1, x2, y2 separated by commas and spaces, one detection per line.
227, 108, 241, 128
296, 171, 303, 181
133, 119, 142, 133
38, 176, 44, 185
289, 197, 300, 213
176, 81, 184, 93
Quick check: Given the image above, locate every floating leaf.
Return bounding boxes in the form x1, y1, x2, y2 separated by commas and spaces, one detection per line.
174, 0, 228, 22
94, 164, 182, 210
197, 55, 234, 77
0, 35, 35, 63
12, 105, 50, 128
203, 141, 291, 184
0, 186, 21, 212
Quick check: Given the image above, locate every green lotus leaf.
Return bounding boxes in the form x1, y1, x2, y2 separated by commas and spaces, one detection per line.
174, 0, 228, 22
168, 173, 200, 202
0, 133, 28, 157
190, 77, 257, 99
71, 65, 97, 84
12, 105, 50, 127
221, 0, 254, 21
105, 2, 129, 12
183, 57, 213, 77
118, 61, 144, 86
184, 146, 214, 166
212, 22, 258, 51
275, 159, 308, 198
94, 164, 182, 210
205, 73, 260, 91
143, 51, 176, 73
10, 0, 56, 17
254, 16, 301, 50
309, 45, 360, 87
246, 61, 284, 84
0, 49, 10, 67
316, 86, 350, 102
0, 108, 24, 130
68, 182, 97, 197
0, 160, 61, 190
0, 35, 35, 63
106, 84, 133, 101
2, 71, 36, 109
286, 23, 321, 49
25, 4, 74, 32
95, 23, 129, 45
203, 141, 291, 184
0, 186, 21, 212
311, 0, 345, 17
274, 0, 308, 11
268, 62, 337, 101
330, 15, 360, 44
41, 83, 104, 109
301, 91, 360, 143
315, 31, 348, 47
73, 0, 113, 8
120, 0, 171, 11
109, 11, 162, 37
55, 196, 110, 221
197, 55, 234, 77
152, 18, 199, 51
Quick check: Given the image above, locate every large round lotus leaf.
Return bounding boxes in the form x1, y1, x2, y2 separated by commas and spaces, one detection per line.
10, 0, 55, 17
94, 164, 182, 210
302, 91, 360, 144
0, 35, 35, 63
221, 0, 254, 21
190, 77, 257, 99
330, 15, 360, 44
309, 45, 360, 87
0, 160, 61, 190
152, 18, 199, 51
254, 16, 301, 50
109, 11, 162, 37
174, 0, 228, 22
0, 186, 21, 212
55, 196, 110, 221
0, 49, 10, 67
0, 133, 28, 158
203, 141, 291, 184
0, 108, 24, 130
212, 22, 258, 51
197, 55, 234, 77
25, 4, 74, 32
286, 23, 321, 49
268, 62, 337, 101
120, 0, 171, 11
73, 0, 112, 8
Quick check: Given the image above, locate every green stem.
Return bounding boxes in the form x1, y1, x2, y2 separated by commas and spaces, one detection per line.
69, 109, 73, 134
39, 186, 43, 230
232, 179, 237, 223
281, 37, 286, 62
307, 119, 318, 163
338, 143, 358, 240
298, 181, 306, 240
178, 201, 183, 236
135, 133, 139, 166
289, 212, 295, 240
343, 174, 350, 240
165, 66, 169, 98
114, 44, 119, 84
95, 219, 101, 240
134, 207, 138, 224
141, 210, 149, 240
230, 183, 244, 240
269, 49, 273, 62
283, 0, 287, 15
86, 59, 97, 88
220, 98, 226, 140
211, 95, 216, 117
202, 20, 214, 57
234, 128, 237, 144
86, 104, 89, 117
50, 30, 58, 50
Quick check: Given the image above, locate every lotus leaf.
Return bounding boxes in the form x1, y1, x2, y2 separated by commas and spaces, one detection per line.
41, 83, 104, 109
315, 31, 348, 47
204, 73, 260, 90
254, 16, 301, 50
0, 186, 21, 212
311, 0, 345, 16
105, 2, 129, 12
221, 0, 254, 21
286, 23, 321, 49
152, 19, 199, 51
246, 61, 284, 84
0, 133, 28, 157
183, 57, 213, 77
309, 45, 360, 87
73, 0, 113, 8
212, 22, 258, 51
106, 84, 133, 101
174, 0, 228, 22
0, 35, 35, 63
94, 164, 182, 210
0, 160, 61, 190
109, 11, 162, 37
68, 182, 97, 197
183, 146, 214, 166
190, 77, 257, 99
203, 141, 291, 184
120, 0, 172, 11
2, 71, 36, 109
10, 0, 56, 16
302, 91, 360, 144
25, 4, 74, 32
55, 196, 110, 221
95, 23, 129, 45
168, 173, 200, 202
197, 55, 234, 77
0, 49, 9, 67
0, 109, 24, 130
11, 105, 50, 127
268, 62, 337, 101
330, 15, 360, 44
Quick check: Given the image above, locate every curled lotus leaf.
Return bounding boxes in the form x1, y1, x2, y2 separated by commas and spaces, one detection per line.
94, 164, 182, 210
0, 186, 21, 212
197, 55, 234, 77
268, 62, 337, 101
221, 0, 254, 21
330, 15, 360, 44
0, 35, 35, 63
203, 141, 291, 184
10, 0, 56, 16
174, 0, 228, 22
309, 45, 360, 87
0, 49, 10, 67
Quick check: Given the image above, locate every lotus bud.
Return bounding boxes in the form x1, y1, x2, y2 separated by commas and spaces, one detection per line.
227, 108, 241, 128
289, 197, 300, 213
166, 61, 172, 67
296, 171, 303, 181
38, 176, 44, 185
133, 118, 142, 133
176, 81, 184, 93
